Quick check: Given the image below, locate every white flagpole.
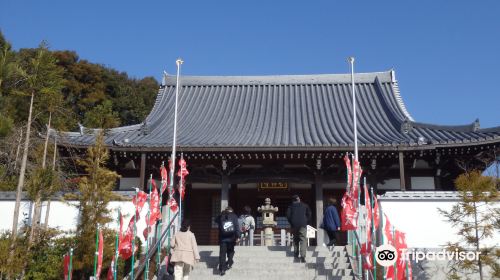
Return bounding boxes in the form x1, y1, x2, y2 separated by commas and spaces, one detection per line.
348, 57, 358, 161
179, 153, 183, 227
168, 58, 183, 231
348, 56, 362, 277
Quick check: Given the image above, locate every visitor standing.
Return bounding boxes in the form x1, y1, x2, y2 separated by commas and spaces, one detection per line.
322, 197, 341, 250
238, 205, 255, 246
170, 219, 200, 280
216, 206, 241, 276
286, 194, 311, 263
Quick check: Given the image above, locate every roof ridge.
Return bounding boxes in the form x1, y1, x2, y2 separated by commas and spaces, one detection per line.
406, 119, 480, 133
391, 78, 414, 121
163, 71, 393, 86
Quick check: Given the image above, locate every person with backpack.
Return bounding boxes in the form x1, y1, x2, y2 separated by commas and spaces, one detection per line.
286, 194, 311, 263
238, 205, 255, 246
215, 206, 241, 276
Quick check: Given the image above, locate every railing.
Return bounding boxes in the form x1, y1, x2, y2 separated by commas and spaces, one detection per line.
123, 211, 179, 280
250, 229, 293, 246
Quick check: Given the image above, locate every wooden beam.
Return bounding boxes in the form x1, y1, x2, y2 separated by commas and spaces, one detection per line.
399, 152, 406, 191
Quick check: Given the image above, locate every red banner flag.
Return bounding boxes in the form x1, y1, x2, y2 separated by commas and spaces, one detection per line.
395, 230, 409, 280
119, 216, 135, 260
63, 254, 70, 280
373, 194, 380, 230
167, 196, 179, 213
343, 155, 352, 189
383, 214, 393, 245
160, 164, 168, 195
340, 192, 358, 230
360, 184, 373, 259
177, 158, 189, 200
340, 154, 359, 230
351, 159, 362, 200
96, 230, 104, 278
132, 191, 148, 213
106, 255, 115, 280
148, 186, 161, 225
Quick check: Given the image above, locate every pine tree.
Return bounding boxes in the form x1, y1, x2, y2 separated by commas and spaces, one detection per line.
439, 171, 500, 280
72, 131, 120, 278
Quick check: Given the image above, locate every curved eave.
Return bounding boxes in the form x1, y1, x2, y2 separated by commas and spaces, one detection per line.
56, 136, 500, 152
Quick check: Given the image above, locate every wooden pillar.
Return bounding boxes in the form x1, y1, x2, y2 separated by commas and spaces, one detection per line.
314, 159, 325, 246
140, 152, 146, 189
399, 152, 406, 191
221, 175, 229, 212
221, 159, 229, 212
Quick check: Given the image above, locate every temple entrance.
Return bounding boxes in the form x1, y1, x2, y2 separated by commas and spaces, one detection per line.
186, 182, 347, 246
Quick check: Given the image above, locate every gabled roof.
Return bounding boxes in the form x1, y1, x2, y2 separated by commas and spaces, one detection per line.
57, 70, 500, 151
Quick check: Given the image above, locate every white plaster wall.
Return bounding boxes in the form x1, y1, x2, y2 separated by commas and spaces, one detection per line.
0, 200, 34, 233
380, 200, 499, 248
0, 199, 151, 244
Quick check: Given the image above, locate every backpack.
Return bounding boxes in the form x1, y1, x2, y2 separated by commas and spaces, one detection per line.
220, 214, 235, 236
239, 215, 250, 233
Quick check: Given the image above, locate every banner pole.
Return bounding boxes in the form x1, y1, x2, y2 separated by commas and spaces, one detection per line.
114, 209, 120, 280
131, 190, 138, 280
381, 213, 385, 279
69, 248, 73, 280
93, 226, 99, 277
157, 162, 164, 278
371, 187, 376, 280
145, 175, 152, 280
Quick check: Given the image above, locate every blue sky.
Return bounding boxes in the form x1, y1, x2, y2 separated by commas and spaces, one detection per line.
1, 0, 499, 128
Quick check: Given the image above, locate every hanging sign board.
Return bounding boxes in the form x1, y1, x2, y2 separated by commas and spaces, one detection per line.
257, 182, 289, 191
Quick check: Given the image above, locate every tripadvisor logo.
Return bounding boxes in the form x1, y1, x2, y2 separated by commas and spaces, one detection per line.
375, 244, 398, 267
375, 244, 482, 266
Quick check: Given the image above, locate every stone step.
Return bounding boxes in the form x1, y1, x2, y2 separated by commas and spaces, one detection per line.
196, 257, 352, 266
198, 254, 349, 260
197, 245, 345, 252
175, 245, 356, 280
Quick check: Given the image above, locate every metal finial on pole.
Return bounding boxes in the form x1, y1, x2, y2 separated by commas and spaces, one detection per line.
348, 57, 358, 161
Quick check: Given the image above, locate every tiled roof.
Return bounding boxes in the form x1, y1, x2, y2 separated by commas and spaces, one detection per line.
56, 70, 500, 151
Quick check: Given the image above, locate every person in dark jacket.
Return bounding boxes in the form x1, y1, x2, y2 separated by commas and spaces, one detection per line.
286, 194, 311, 263
215, 206, 241, 276
322, 197, 341, 248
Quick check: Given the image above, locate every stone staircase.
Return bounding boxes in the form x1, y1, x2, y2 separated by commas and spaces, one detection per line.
182, 245, 356, 280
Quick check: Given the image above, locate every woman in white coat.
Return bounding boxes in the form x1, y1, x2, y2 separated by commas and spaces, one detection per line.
170, 219, 200, 280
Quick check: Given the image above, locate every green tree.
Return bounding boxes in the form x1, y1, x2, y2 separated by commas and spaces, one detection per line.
83, 99, 120, 129
439, 171, 500, 280
72, 131, 120, 278
11, 42, 64, 240
0, 31, 24, 96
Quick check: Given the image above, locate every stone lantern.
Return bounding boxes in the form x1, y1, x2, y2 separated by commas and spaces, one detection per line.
257, 198, 279, 246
